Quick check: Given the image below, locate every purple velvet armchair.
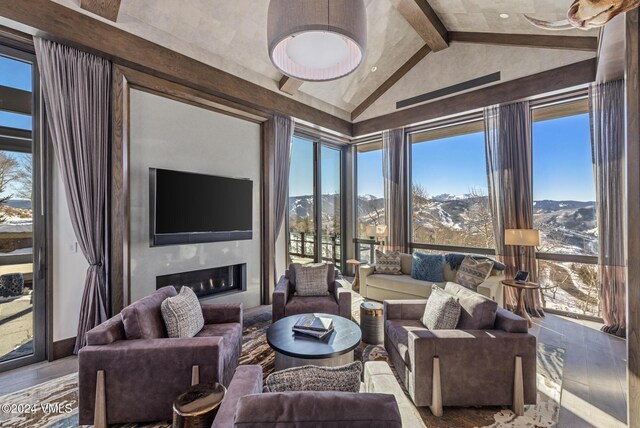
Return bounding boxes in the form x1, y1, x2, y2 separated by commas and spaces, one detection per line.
78, 286, 243, 425
272, 263, 352, 323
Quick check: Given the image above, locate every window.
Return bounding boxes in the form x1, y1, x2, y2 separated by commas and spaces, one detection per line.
409, 121, 495, 251
355, 141, 383, 262
532, 99, 600, 317
288, 134, 344, 269
0, 45, 47, 371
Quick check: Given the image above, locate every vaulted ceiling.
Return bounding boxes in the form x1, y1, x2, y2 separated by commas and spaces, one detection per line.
51, 0, 598, 124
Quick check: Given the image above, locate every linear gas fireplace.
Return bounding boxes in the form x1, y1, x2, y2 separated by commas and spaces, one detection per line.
156, 264, 247, 299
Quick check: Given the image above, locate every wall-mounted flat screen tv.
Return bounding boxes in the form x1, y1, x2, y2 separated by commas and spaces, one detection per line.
150, 168, 253, 246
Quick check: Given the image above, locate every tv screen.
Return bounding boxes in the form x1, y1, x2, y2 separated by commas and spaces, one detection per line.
150, 168, 253, 246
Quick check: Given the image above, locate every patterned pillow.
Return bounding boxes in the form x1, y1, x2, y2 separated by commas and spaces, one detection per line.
293, 263, 330, 296
454, 255, 494, 290
374, 250, 402, 275
421, 285, 461, 330
160, 286, 204, 338
411, 253, 445, 282
265, 361, 362, 393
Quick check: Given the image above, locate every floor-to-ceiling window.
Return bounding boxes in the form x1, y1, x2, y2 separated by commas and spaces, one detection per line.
288, 133, 345, 270
354, 141, 384, 262
409, 120, 495, 254
0, 44, 47, 371
532, 99, 600, 318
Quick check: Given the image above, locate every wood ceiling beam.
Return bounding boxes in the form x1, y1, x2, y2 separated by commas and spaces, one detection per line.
80, 0, 122, 22
278, 75, 303, 95
0, 85, 31, 115
449, 32, 599, 52
0, 0, 352, 137
351, 44, 431, 121
391, 0, 448, 51
353, 58, 596, 136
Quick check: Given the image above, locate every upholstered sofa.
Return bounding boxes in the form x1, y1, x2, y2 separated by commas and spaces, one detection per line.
78, 286, 243, 425
212, 362, 426, 428
360, 253, 504, 305
384, 282, 537, 416
272, 263, 351, 323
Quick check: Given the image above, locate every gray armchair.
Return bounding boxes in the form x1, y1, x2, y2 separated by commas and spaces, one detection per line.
272, 263, 351, 323
384, 282, 537, 417
78, 286, 243, 425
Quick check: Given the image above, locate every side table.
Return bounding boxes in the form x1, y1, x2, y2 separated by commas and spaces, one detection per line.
501, 280, 540, 328
173, 383, 226, 428
360, 301, 384, 344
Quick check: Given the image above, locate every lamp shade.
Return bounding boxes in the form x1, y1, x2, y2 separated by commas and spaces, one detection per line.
267, 0, 367, 81
504, 229, 540, 246
365, 224, 387, 237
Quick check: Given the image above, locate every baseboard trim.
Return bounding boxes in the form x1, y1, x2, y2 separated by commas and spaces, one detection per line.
51, 337, 76, 361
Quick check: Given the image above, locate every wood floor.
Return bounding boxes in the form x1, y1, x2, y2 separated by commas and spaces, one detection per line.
0, 311, 628, 427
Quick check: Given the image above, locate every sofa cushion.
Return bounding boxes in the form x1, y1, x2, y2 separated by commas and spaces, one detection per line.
121, 286, 177, 340
293, 263, 330, 296
234, 391, 402, 428
384, 320, 426, 366
399, 253, 413, 275
368, 274, 441, 298
445, 282, 498, 329
374, 250, 402, 275
288, 263, 335, 287
455, 255, 494, 290
421, 285, 461, 330
411, 253, 445, 282
265, 361, 362, 393
85, 315, 126, 346
284, 295, 339, 316
196, 322, 242, 346
161, 286, 204, 338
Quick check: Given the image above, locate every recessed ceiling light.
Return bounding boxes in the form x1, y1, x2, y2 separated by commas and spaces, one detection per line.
371, 66, 378, 72
499, 13, 510, 19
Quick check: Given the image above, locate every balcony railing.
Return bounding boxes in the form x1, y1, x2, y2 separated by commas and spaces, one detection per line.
288, 232, 341, 266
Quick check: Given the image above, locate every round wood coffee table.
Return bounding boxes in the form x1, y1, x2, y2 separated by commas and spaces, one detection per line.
267, 313, 361, 371
502, 280, 541, 328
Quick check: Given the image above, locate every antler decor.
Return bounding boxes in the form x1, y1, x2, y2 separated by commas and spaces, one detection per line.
525, 0, 640, 30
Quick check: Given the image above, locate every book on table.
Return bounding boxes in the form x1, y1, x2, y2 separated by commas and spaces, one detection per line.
293, 314, 333, 332
292, 326, 335, 341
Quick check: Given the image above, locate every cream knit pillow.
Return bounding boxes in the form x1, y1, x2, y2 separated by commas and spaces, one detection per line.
161, 286, 204, 338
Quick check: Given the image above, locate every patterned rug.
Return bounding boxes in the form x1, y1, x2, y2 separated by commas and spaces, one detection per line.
0, 289, 564, 427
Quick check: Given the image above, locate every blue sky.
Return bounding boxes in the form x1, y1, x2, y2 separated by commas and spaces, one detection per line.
350, 113, 595, 202
0, 55, 32, 131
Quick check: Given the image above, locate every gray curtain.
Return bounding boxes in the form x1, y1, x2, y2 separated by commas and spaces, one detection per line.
589, 80, 626, 337
383, 128, 408, 252
34, 38, 110, 353
272, 114, 294, 270
485, 101, 544, 316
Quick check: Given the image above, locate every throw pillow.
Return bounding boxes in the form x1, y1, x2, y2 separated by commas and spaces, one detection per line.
445, 282, 498, 329
454, 255, 494, 290
293, 263, 330, 296
421, 285, 461, 330
374, 249, 402, 275
411, 253, 445, 282
160, 286, 204, 338
265, 361, 362, 393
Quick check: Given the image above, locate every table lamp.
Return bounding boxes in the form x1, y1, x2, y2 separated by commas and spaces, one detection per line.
504, 229, 540, 271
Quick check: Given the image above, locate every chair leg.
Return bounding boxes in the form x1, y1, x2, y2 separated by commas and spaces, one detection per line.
513, 356, 524, 416
192, 365, 200, 386
94, 370, 107, 428
430, 357, 443, 417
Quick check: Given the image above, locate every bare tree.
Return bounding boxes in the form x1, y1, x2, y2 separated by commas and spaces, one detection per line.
0, 152, 22, 223
465, 187, 495, 248
14, 154, 32, 200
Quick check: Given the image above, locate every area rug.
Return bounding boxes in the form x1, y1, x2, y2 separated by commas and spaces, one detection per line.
0, 292, 564, 427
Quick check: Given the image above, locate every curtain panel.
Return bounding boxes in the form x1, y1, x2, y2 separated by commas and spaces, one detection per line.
589, 80, 626, 337
34, 38, 111, 353
272, 114, 294, 272
485, 101, 544, 316
383, 128, 408, 253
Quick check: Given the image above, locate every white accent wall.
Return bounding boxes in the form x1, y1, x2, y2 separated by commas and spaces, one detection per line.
128, 89, 262, 308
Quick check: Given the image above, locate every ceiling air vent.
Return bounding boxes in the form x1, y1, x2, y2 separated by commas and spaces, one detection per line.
396, 72, 501, 109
